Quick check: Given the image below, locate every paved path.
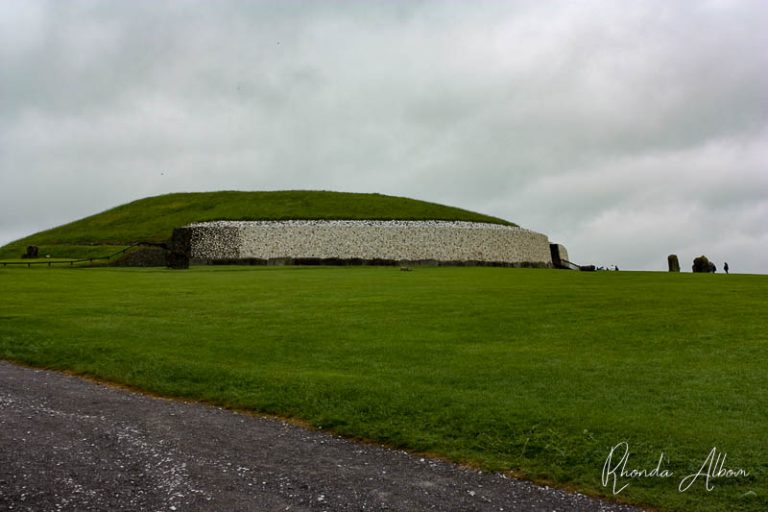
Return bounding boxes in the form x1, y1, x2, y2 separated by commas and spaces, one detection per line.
0, 361, 644, 511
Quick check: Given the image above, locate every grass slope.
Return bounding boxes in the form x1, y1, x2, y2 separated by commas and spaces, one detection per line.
0, 191, 514, 259
1, 266, 766, 512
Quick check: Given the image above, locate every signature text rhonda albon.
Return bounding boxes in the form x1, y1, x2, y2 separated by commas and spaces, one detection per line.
601, 442, 749, 494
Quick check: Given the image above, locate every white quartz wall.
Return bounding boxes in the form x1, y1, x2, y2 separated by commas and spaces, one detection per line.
186, 220, 553, 265
188, 225, 240, 261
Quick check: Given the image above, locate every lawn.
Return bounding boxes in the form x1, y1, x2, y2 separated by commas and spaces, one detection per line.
0, 266, 765, 511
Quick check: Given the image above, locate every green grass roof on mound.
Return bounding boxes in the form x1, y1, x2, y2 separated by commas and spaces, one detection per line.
0, 191, 516, 259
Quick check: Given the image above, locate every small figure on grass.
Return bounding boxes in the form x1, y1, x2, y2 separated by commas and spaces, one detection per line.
724, 262, 729, 274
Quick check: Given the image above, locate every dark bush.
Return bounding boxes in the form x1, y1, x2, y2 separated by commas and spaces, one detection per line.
21, 245, 39, 259
692, 255, 712, 273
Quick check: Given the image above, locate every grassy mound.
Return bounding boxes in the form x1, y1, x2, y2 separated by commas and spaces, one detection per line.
0, 191, 514, 259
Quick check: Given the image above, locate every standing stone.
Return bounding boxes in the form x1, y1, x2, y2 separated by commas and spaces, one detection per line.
667, 254, 680, 272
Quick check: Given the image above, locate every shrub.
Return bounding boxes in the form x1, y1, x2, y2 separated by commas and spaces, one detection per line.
692, 255, 712, 273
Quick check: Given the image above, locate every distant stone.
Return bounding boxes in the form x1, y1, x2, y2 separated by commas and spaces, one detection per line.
667, 254, 680, 272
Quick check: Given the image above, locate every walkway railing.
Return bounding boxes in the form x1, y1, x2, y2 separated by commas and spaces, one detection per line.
0, 243, 166, 268
558, 259, 581, 271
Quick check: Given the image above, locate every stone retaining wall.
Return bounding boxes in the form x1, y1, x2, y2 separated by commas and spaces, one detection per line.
181, 220, 553, 267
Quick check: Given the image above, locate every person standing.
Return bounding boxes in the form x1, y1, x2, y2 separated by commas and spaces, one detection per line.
724, 262, 729, 274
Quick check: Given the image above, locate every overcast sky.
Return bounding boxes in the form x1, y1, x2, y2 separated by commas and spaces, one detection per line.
1, 0, 766, 273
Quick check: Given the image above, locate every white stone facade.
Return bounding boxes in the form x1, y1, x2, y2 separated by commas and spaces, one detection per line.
184, 220, 553, 266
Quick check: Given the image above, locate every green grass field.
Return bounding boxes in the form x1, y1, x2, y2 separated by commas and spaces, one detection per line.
0, 191, 513, 260
1, 266, 765, 511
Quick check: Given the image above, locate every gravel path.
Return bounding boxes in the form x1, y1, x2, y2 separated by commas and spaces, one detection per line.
0, 361, 644, 512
